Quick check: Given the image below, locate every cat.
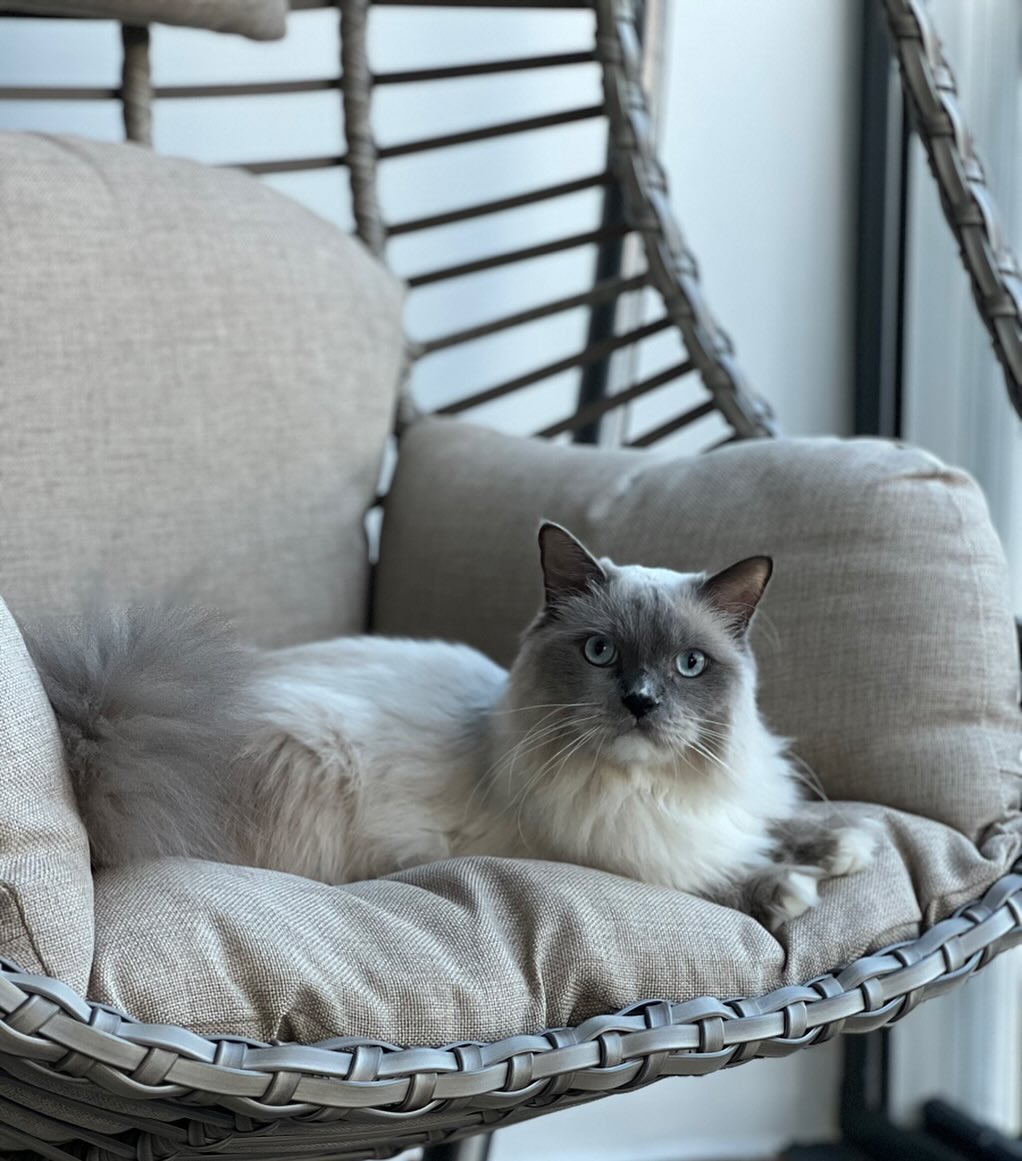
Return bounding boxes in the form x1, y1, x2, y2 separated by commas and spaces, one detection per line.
24, 522, 876, 930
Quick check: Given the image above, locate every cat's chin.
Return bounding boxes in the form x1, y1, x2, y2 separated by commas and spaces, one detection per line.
605, 729, 671, 766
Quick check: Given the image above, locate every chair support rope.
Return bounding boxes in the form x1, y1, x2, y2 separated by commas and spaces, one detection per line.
883, 0, 1022, 417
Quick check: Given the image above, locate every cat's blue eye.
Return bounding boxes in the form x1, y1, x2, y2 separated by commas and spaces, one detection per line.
676, 649, 707, 678
583, 635, 618, 667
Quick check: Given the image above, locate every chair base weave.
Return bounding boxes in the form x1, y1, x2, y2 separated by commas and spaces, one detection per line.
0, 861, 1019, 1160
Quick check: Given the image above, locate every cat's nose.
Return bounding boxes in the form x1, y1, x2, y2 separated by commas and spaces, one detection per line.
621, 689, 659, 719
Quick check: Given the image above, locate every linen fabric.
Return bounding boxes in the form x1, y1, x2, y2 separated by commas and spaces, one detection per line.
88, 804, 1021, 1045
373, 419, 1022, 844
0, 597, 92, 993
0, 134, 404, 646
5, 0, 286, 39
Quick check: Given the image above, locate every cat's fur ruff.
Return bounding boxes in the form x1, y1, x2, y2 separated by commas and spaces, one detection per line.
25, 524, 875, 929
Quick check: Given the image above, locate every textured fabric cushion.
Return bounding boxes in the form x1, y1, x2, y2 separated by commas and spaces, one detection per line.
6, 1, 286, 39
0, 596, 92, 993
373, 420, 1022, 844
0, 134, 404, 646
88, 805, 1021, 1045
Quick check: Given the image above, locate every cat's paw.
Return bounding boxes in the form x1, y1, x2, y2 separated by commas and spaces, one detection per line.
763, 865, 824, 931
821, 823, 879, 878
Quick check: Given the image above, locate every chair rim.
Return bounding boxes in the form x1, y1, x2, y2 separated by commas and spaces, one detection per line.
0, 859, 1018, 1153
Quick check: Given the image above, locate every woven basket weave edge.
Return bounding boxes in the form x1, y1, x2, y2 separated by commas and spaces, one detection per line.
0, 858, 1018, 1129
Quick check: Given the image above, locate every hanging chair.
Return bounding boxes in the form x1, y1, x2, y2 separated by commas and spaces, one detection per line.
0, 2, 1020, 1159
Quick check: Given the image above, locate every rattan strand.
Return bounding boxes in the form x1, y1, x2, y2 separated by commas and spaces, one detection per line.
386, 172, 611, 235
418, 273, 648, 355
882, 0, 1022, 417
436, 317, 672, 415
536, 359, 695, 437
595, 0, 776, 439
339, 0, 384, 256
118, 24, 151, 146
0, 53, 596, 100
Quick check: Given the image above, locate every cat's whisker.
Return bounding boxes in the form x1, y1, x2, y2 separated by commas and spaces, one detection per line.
694, 716, 732, 740
489, 701, 597, 716
462, 713, 601, 823
788, 752, 829, 802
504, 719, 599, 794
588, 734, 607, 783
749, 607, 781, 653
492, 714, 601, 797
499, 713, 601, 767
504, 723, 601, 815
486, 709, 592, 770
511, 725, 602, 847
461, 713, 568, 820
496, 706, 597, 763
687, 737, 739, 782
504, 730, 589, 836
505, 726, 598, 816
696, 727, 732, 744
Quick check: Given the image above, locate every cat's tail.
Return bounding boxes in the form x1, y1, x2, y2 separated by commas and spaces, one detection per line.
22, 604, 259, 868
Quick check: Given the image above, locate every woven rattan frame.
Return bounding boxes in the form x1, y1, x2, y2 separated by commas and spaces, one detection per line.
2, 0, 1018, 424
0, 2, 1021, 1158
883, 0, 1022, 418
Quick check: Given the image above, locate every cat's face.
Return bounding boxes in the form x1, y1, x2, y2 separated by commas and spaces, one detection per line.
507, 523, 771, 772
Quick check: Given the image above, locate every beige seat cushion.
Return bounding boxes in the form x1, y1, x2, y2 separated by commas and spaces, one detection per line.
0, 133, 404, 647
0, 597, 92, 993
88, 805, 1020, 1045
373, 419, 1022, 844
5, 1, 286, 39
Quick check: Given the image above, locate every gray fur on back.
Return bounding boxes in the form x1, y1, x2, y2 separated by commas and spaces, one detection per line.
22, 605, 257, 867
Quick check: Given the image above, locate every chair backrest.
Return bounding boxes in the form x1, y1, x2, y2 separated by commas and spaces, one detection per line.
0, 0, 777, 456
2, 1, 1018, 437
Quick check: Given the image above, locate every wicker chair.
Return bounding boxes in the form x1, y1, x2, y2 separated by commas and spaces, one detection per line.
0, 2, 1020, 1160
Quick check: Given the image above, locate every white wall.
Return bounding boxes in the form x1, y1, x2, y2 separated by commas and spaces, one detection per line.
0, 5, 858, 1156
661, 1, 859, 439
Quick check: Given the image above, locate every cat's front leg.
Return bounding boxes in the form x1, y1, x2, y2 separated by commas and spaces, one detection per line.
770, 814, 880, 880
745, 863, 826, 931
741, 815, 880, 931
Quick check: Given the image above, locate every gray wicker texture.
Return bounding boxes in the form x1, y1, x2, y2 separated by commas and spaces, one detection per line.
883, 0, 1022, 418
0, 2, 1021, 1160
118, 24, 151, 144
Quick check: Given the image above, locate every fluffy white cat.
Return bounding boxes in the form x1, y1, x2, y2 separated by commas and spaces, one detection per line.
27, 523, 875, 929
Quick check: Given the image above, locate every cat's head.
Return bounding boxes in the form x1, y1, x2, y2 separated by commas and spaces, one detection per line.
506, 522, 772, 772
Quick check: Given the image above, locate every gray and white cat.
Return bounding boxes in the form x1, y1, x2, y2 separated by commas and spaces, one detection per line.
27, 523, 875, 929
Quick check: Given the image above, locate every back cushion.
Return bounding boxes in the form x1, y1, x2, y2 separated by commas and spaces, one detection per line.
0, 596, 92, 992
0, 134, 404, 646
374, 419, 1022, 845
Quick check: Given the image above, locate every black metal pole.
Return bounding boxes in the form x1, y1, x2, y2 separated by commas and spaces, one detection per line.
423, 1135, 493, 1161
853, 0, 910, 440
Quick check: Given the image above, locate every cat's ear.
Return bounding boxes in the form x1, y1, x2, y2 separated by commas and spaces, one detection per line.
698, 556, 773, 637
538, 522, 606, 604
